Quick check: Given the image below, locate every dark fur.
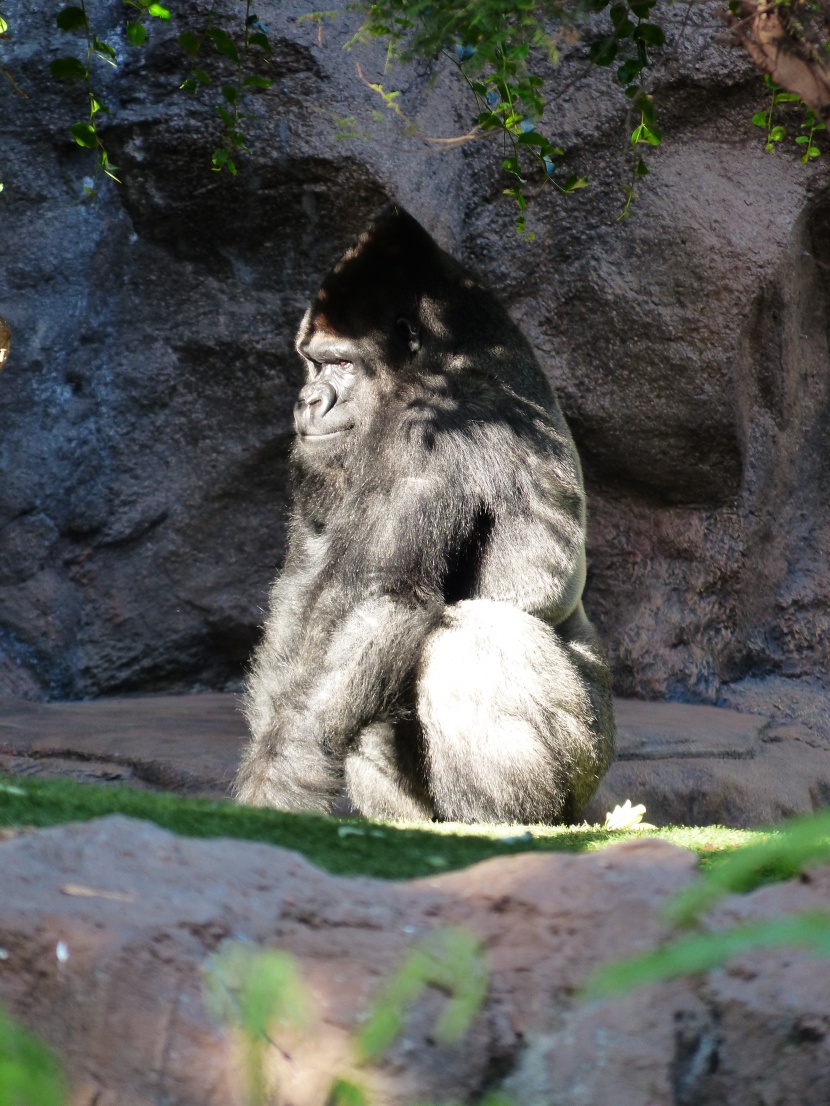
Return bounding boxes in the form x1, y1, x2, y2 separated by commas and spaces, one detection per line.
235, 207, 615, 823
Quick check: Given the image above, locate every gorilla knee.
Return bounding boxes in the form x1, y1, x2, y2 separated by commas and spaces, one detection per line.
417, 600, 603, 823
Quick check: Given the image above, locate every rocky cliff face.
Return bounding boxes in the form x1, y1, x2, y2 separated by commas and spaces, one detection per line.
1, 0, 829, 708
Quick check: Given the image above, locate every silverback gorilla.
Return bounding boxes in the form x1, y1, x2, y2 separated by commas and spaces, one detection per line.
234, 206, 615, 823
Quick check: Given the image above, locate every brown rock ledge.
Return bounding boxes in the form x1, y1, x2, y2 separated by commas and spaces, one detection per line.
1, 817, 829, 1105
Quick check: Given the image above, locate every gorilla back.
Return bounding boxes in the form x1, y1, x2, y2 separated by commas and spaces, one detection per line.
235, 206, 614, 823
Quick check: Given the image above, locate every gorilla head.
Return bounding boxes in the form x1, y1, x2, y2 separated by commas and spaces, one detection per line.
235, 205, 614, 824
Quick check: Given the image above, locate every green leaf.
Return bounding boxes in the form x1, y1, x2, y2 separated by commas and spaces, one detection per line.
178, 31, 200, 56
774, 91, 799, 102
194, 68, 210, 84
222, 84, 238, 104
203, 944, 309, 1039
476, 112, 503, 131
327, 1079, 369, 1106
0, 17, 7, 34
751, 111, 768, 126
56, 6, 87, 31
589, 37, 618, 66
516, 131, 546, 146
562, 174, 589, 191
180, 78, 198, 93
609, 3, 628, 30
769, 124, 786, 141
50, 56, 87, 80
248, 31, 271, 52
618, 58, 642, 85
635, 155, 649, 176
148, 3, 170, 18
357, 930, 488, 1062
93, 36, 116, 60
126, 21, 147, 46
634, 22, 666, 45
242, 74, 273, 89
217, 106, 234, 127
630, 0, 657, 15
69, 122, 98, 148
208, 27, 239, 62
808, 145, 821, 157
0, 1006, 66, 1106
667, 810, 830, 926
795, 135, 810, 144
583, 911, 830, 999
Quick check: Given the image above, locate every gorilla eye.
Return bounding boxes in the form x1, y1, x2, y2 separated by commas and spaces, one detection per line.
338, 360, 352, 369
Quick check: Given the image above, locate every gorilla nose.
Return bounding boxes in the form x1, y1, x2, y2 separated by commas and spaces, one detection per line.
296, 381, 336, 417
295, 380, 337, 434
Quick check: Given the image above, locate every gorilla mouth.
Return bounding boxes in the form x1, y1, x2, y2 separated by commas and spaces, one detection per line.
299, 426, 353, 440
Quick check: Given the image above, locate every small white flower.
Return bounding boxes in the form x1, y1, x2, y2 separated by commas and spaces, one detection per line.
56, 941, 70, 964
604, 799, 655, 831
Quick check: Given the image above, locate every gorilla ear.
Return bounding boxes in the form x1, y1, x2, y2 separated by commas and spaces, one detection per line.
396, 317, 421, 355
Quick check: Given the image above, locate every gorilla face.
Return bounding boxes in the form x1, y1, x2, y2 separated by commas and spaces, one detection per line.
294, 302, 422, 460
293, 329, 380, 461
293, 357, 358, 442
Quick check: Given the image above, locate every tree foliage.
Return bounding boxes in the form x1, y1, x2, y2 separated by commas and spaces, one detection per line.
1, 0, 829, 226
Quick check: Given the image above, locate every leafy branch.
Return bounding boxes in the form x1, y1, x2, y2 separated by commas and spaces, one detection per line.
751, 74, 825, 161
584, 809, 830, 1000
50, 1, 172, 193
178, 1, 274, 176
350, 0, 667, 230
203, 928, 491, 1106
29, 0, 829, 220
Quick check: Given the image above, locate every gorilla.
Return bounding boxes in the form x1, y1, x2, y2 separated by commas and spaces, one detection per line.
234, 206, 614, 823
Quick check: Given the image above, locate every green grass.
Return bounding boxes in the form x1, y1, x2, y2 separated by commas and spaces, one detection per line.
0, 775, 766, 880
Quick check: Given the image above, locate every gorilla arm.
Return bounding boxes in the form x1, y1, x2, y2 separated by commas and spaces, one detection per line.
465, 407, 589, 626
234, 460, 470, 811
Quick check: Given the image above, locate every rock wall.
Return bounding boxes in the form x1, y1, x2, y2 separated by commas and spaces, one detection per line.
1, 0, 829, 705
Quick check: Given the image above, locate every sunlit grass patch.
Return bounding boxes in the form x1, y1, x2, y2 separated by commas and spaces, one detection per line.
0, 774, 767, 879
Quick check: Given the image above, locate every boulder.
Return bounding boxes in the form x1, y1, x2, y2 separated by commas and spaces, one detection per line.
1, 816, 829, 1104
0, 692, 243, 795
585, 697, 830, 827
